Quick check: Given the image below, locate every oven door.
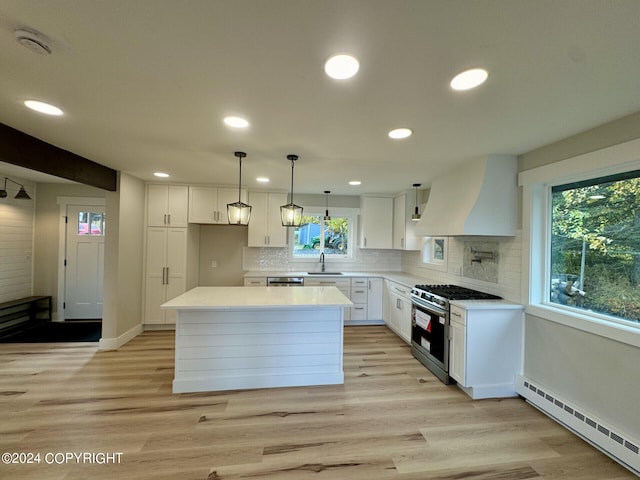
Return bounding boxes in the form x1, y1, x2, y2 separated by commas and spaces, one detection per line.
411, 300, 451, 383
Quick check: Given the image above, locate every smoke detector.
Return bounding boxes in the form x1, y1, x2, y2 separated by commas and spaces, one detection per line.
14, 28, 52, 55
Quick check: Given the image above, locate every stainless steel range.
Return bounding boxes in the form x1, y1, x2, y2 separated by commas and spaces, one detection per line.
410, 284, 501, 384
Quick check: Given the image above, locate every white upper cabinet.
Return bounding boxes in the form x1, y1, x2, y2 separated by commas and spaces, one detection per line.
359, 196, 393, 249
188, 186, 246, 224
247, 191, 288, 247
393, 191, 422, 251
147, 184, 189, 227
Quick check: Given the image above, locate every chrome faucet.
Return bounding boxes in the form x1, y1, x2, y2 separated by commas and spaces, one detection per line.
319, 252, 325, 272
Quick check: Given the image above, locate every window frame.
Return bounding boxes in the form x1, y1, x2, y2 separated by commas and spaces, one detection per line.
520, 138, 640, 348
287, 207, 357, 263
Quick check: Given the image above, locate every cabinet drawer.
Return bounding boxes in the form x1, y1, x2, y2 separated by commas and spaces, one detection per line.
305, 278, 351, 288
389, 282, 411, 299
244, 278, 266, 287
351, 304, 368, 320
350, 287, 367, 304
450, 305, 466, 326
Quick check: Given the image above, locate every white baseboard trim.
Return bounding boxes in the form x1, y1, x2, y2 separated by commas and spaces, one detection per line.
516, 375, 639, 476
98, 323, 144, 351
173, 371, 344, 394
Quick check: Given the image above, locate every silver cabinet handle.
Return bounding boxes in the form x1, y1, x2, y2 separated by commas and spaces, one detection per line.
451, 311, 462, 318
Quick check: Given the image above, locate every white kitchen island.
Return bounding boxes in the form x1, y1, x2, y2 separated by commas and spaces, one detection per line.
161, 286, 352, 393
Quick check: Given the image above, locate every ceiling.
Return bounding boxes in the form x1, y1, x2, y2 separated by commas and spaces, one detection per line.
1, 0, 639, 195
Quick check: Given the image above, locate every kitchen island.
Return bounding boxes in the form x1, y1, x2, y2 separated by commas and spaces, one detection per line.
161, 286, 352, 393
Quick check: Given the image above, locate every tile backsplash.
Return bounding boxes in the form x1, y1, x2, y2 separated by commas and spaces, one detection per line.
401, 231, 523, 302
243, 246, 402, 273
242, 231, 523, 303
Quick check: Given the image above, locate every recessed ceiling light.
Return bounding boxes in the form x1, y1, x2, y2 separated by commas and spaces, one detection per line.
223, 116, 249, 128
154, 172, 170, 178
324, 54, 360, 80
256, 177, 270, 183
450, 68, 489, 91
349, 180, 361, 186
388, 128, 412, 139
24, 100, 63, 116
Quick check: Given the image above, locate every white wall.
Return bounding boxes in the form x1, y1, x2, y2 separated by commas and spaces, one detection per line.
102, 173, 145, 344
0, 173, 35, 303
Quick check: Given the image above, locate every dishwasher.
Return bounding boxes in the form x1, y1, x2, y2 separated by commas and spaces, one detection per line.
266, 276, 304, 287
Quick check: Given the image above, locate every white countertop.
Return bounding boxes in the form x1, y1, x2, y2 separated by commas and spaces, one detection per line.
161, 286, 353, 310
450, 299, 524, 310
244, 270, 426, 288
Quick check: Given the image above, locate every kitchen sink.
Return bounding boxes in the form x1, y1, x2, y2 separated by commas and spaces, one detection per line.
307, 272, 343, 275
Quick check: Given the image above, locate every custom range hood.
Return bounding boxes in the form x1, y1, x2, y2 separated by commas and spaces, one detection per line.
415, 154, 517, 236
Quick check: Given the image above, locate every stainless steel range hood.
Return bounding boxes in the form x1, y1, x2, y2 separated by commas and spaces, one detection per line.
414, 154, 517, 237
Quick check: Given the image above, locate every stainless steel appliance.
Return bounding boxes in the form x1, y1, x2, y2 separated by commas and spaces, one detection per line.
266, 276, 304, 287
410, 284, 501, 384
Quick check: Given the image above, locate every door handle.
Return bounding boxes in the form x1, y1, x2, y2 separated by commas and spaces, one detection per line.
165, 267, 169, 284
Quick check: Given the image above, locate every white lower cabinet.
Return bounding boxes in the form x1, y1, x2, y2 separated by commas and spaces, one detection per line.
305, 277, 352, 321
449, 302, 524, 399
145, 227, 188, 324
383, 280, 412, 343
245, 275, 384, 325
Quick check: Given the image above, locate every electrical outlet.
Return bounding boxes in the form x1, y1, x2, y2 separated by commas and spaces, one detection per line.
210, 260, 217, 268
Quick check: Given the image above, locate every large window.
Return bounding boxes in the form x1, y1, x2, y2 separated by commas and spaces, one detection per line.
291, 211, 353, 259
550, 170, 640, 324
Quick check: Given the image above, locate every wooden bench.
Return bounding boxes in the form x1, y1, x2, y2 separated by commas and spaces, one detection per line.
0, 296, 52, 338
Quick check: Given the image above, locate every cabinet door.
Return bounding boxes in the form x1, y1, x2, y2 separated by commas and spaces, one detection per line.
188, 186, 218, 223
145, 227, 168, 324
367, 278, 383, 320
399, 297, 412, 343
147, 185, 169, 227
393, 193, 406, 249
266, 192, 288, 246
167, 185, 189, 226
449, 317, 466, 385
247, 191, 268, 246
217, 187, 245, 224
360, 196, 393, 249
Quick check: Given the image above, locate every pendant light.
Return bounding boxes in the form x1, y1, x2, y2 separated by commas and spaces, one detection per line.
280, 154, 303, 227
0, 177, 31, 200
226, 151, 252, 225
411, 183, 421, 221
323, 190, 331, 221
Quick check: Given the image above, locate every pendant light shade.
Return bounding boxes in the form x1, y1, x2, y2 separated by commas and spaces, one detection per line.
323, 190, 331, 221
280, 154, 303, 227
0, 177, 31, 200
227, 151, 252, 225
411, 183, 421, 221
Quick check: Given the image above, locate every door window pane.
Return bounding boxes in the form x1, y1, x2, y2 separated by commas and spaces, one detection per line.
78, 212, 106, 236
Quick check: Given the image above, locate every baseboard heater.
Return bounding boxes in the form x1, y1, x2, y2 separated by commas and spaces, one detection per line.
515, 375, 639, 476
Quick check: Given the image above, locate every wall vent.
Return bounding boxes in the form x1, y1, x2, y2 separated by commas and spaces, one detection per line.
519, 377, 639, 476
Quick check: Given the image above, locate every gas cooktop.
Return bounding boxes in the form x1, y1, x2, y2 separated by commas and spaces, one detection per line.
413, 284, 502, 301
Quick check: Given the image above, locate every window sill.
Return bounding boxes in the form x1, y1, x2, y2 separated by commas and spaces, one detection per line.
525, 303, 640, 349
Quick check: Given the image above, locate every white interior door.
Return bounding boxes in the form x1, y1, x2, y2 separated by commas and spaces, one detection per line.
64, 205, 105, 319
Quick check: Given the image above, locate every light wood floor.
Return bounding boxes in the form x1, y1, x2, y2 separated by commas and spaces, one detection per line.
0, 326, 634, 480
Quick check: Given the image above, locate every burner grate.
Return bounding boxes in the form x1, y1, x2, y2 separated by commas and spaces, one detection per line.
414, 284, 501, 300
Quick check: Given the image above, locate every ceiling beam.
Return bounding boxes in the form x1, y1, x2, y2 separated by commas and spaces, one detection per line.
0, 123, 117, 191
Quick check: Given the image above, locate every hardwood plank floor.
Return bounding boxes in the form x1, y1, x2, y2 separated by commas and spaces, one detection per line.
0, 326, 634, 479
